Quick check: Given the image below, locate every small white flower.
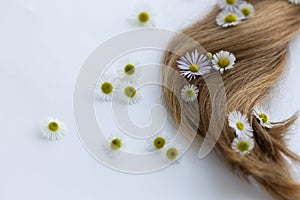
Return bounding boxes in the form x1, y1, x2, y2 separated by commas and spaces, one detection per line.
177, 50, 211, 81
103, 134, 125, 157
216, 8, 244, 28
97, 77, 116, 101
117, 58, 141, 81
253, 105, 273, 128
218, 0, 242, 9
117, 81, 142, 105
41, 118, 66, 141
212, 50, 236, 74
181, 84, 199, 103
147, 133, 171, 151
288, 0, 300, 5
161, 144, 182, 162
231, 135, 254, 156
228, 110, 253, 137
238, 2, 255, 19
129, 6, 157, 27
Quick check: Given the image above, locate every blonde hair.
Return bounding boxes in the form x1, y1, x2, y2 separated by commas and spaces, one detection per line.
162, 0, 300, 199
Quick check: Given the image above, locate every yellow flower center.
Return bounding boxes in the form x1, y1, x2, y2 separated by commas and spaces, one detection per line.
237, 141, 250, 152
236, 122, 245, 131
111, 138, 122, 150
124, 86, 136, 98
189, 64, 199, 72
101, 82, 113, 94
153, 137, 166, 149
259, 113, 268, 124
218, 57, 230, 68
242, 7, 251, 17
124, 64, 135, 76
224, 14, 237, 23
166, 148, 178, 160
226, 0, 236, 5
185, 89, 195, 98
138, 11, 150, 23
48, 122, 59, 132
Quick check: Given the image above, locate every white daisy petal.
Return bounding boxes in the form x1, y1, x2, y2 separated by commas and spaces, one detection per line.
228, 110, 253, 137
288, 0, 300, 5
40, 118, 66, 141
238, 2, 255, 19
177, 50, 212, 81
129, 6, 157, 28
216, 8, 244, 28
218, 0, 242, 9
97, 76, 116, 102
180, 84, 199, 103
253, 105, 273, 128
231, 135, 254, 156
117, 81, 142, 105
212, 50, 236, 74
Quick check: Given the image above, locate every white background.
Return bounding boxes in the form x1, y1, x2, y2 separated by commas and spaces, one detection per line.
0, 0, 300, 200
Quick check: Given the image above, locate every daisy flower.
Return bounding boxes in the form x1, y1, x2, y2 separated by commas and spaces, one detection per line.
129, 6, 157, 27
228, 110, 253, 137
103, 134, 125, 157
218, 0, 242, 9
117, 81, 141, 105
161, 144, 182, 162
238, 2, 255, 19
216, 8, 244, 28
177, 50, 211, 81
97, 77, 116, 101
147, 133, 171, 151
288, 0, 300, 5
231, 135, 254, 156
181, 84, 199, 103
41, 118, 66, 141
253, 105, 273, 128
117, 58, 141, 80
212, 50, 236, 74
